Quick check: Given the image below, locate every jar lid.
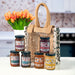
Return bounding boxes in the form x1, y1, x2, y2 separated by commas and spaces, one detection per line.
15, 35, 25, 38
40, 37, 50, 39
46, 53, 55, 56
10, 50, 19, 54
22, 51, 31, 55
34, 52, 44, 55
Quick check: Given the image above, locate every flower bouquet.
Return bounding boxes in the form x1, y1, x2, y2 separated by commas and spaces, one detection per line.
4, 10, 35, 30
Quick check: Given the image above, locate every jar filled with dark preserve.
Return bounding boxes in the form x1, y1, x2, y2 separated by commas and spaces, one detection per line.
10, 50, 20, 67
40, 37, 50, 53
15, 35, 25, 51
21, 51, 31, 67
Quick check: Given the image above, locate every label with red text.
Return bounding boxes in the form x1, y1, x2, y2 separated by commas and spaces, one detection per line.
15, 41, 24, 50
40, 41, 50, 53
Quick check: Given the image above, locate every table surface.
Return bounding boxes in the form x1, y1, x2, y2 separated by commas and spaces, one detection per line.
0, 57, 75, 75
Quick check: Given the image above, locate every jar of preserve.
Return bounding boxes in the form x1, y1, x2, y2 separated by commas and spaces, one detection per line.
21, 51, 31, 67
40, 37, 50, 53
15, 35, 25, 51
10, 50, 20, 66
34, 52, 44, 69
45, 53, 56, 70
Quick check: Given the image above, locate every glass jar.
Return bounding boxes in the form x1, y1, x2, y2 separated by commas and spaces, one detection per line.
21, 51, 31, 67
34, 52, 44, 69
10, 50, 20, 67
15, 35, 25, 51
45, 53, 56, 70
40, 37, 50, 53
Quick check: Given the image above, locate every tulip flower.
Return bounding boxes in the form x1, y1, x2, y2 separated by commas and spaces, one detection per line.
4, 9, 35, 30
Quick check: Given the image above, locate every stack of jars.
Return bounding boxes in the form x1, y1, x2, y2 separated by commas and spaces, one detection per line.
10, 35, 31, 67
10, 36, 56, 70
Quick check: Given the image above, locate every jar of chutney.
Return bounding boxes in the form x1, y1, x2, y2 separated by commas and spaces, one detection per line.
15, 35, 25, 51
45, 53, 56, 70
21, 51, 31, 67
10, 50, 20, 67
34, 52, 44, 69
40, 37, 50, 53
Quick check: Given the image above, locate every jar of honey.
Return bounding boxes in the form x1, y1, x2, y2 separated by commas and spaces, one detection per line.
34, 52, 44, 69
15, 35, 25, 51
21, 51, 31, 67
45, 53, 56, 70
40, 37, 50, 53
10, 50, 20, 67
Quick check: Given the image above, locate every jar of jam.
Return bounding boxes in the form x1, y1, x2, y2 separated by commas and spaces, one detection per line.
34, 52, 44, 69
15, 35, 25, 51
10, 50, 20, 67
45, 53, 56, 70
21, 51, 31, 67
40, 37, 50, 53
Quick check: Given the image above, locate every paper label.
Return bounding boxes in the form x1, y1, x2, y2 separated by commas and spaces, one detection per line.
40, 41, 50, 52
11, 56, 19, 65
15, 41, 24, 50
35, 57, 44, 67
45, 58, 55, 69
22, 57, 30, 66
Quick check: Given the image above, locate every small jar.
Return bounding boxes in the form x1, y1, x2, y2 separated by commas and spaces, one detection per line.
21, 51, 31, 67
10, 50, 20, 67
45, 53, 56, 70
15, 35, 25, 51
34, 52, 44, 69
40, 37, 50, 53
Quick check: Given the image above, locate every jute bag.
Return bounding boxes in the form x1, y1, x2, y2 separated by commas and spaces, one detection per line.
27, 3, 55, 62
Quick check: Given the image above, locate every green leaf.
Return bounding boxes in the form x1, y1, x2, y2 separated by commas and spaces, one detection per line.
8, 20, 16, 29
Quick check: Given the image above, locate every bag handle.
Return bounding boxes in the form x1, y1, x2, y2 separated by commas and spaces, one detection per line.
35, 3, 51, 28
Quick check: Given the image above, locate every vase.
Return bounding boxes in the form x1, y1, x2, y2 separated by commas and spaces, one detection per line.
14, 30, 25, 36
24, 26, 28, 51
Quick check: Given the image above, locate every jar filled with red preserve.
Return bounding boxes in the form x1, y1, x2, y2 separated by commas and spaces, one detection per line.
10, 50, 20, 67
15, 35, 25, 51
40, 37, 50, 53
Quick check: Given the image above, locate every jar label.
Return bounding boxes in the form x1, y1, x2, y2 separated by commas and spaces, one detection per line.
22, 57, 30, 66
11, 56, 19, 65
15, 41, 24, 50
45, 58, 55, 69
40, 41, 50, 53
35, 57, 44, 67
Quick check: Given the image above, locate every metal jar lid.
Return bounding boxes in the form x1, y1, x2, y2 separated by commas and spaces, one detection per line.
46, 53, 55, 56
10, 50, 19, 54
15, 35, 25, 38
34, 52, 44, 55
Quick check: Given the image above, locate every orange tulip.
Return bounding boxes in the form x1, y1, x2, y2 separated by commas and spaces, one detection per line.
11, 19, 14, 23
4, 13, 10, 20
20, 10, 23, 18
12, 11, 16, 15
29, 14, 35, 20
30, 16, 35, 20
7, 11, 11, 19
10, 14, 16, 21
16, 12, 20, 18
23, 9, 29, 18
12, 11, 17, 19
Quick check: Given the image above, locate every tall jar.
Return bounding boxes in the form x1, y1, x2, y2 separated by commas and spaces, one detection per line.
21, 51, 31, 67
10, 50, 20, 67
45, 53, 56, 70
15, 35, 25, 52
34, 52, 44, 69
40, 37, 50, 53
